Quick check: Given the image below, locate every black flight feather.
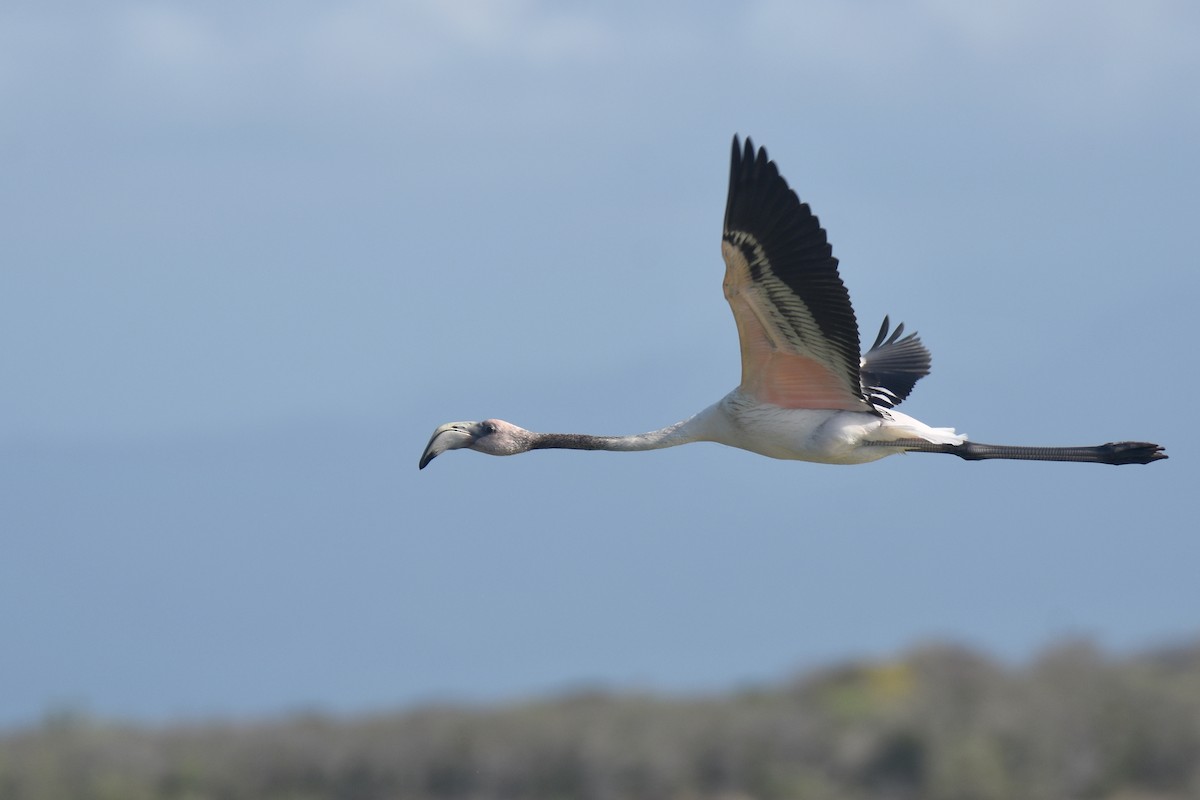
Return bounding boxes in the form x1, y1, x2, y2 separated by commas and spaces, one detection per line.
860, 316, 932, 409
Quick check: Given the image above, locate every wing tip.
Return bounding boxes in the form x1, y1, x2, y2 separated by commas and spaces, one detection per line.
726, 134, 776, 232
730, 134, 766, 176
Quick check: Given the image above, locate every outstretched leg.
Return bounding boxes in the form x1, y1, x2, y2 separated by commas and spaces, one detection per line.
881, 439, 1167, 466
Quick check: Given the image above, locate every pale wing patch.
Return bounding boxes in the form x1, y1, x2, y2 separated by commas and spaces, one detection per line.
723, 239, 868, 411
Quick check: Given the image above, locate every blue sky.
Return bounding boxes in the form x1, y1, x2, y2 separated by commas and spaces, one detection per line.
2, 0, 1197, 726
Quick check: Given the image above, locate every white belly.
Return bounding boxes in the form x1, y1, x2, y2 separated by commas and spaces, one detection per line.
689, 390, 964, 465
733, 406, 890, 463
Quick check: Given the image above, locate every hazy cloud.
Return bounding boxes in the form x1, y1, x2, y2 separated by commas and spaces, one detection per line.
744, 0, 1198, 110
4, 1, 1194, 127
2, 1, 614, 88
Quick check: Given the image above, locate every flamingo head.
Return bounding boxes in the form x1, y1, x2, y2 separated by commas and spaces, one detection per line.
418, 419, 533, 469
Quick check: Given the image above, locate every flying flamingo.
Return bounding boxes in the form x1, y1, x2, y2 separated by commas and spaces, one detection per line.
420, 137, 1166, 469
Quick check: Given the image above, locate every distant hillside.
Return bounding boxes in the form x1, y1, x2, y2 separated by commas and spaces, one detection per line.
2, 639, 1198, 800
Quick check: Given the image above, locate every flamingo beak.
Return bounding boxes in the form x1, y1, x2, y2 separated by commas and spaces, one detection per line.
419, 422, 477, 469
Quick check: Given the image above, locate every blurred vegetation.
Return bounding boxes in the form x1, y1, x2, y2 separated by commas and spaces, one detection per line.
2, 639, 1199, 800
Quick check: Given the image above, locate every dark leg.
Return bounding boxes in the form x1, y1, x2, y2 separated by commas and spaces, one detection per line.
881, 439, 1167, 466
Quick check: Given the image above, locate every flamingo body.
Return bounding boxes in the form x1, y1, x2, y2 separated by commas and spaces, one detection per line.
661, 394, 962, 466
419, 137, 1166, 470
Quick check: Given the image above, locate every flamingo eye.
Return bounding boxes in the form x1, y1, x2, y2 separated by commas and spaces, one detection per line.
482, 422, 496, 435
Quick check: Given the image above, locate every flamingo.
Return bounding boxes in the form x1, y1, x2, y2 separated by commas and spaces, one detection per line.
420, 136, 1166, 470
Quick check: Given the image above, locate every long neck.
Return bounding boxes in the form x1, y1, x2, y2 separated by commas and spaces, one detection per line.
885, 438, 1165, 466
527, 420, 700, 453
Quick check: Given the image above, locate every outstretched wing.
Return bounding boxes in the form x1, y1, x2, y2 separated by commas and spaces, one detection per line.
721, 136, 872, 412
860, 316, 932, 410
